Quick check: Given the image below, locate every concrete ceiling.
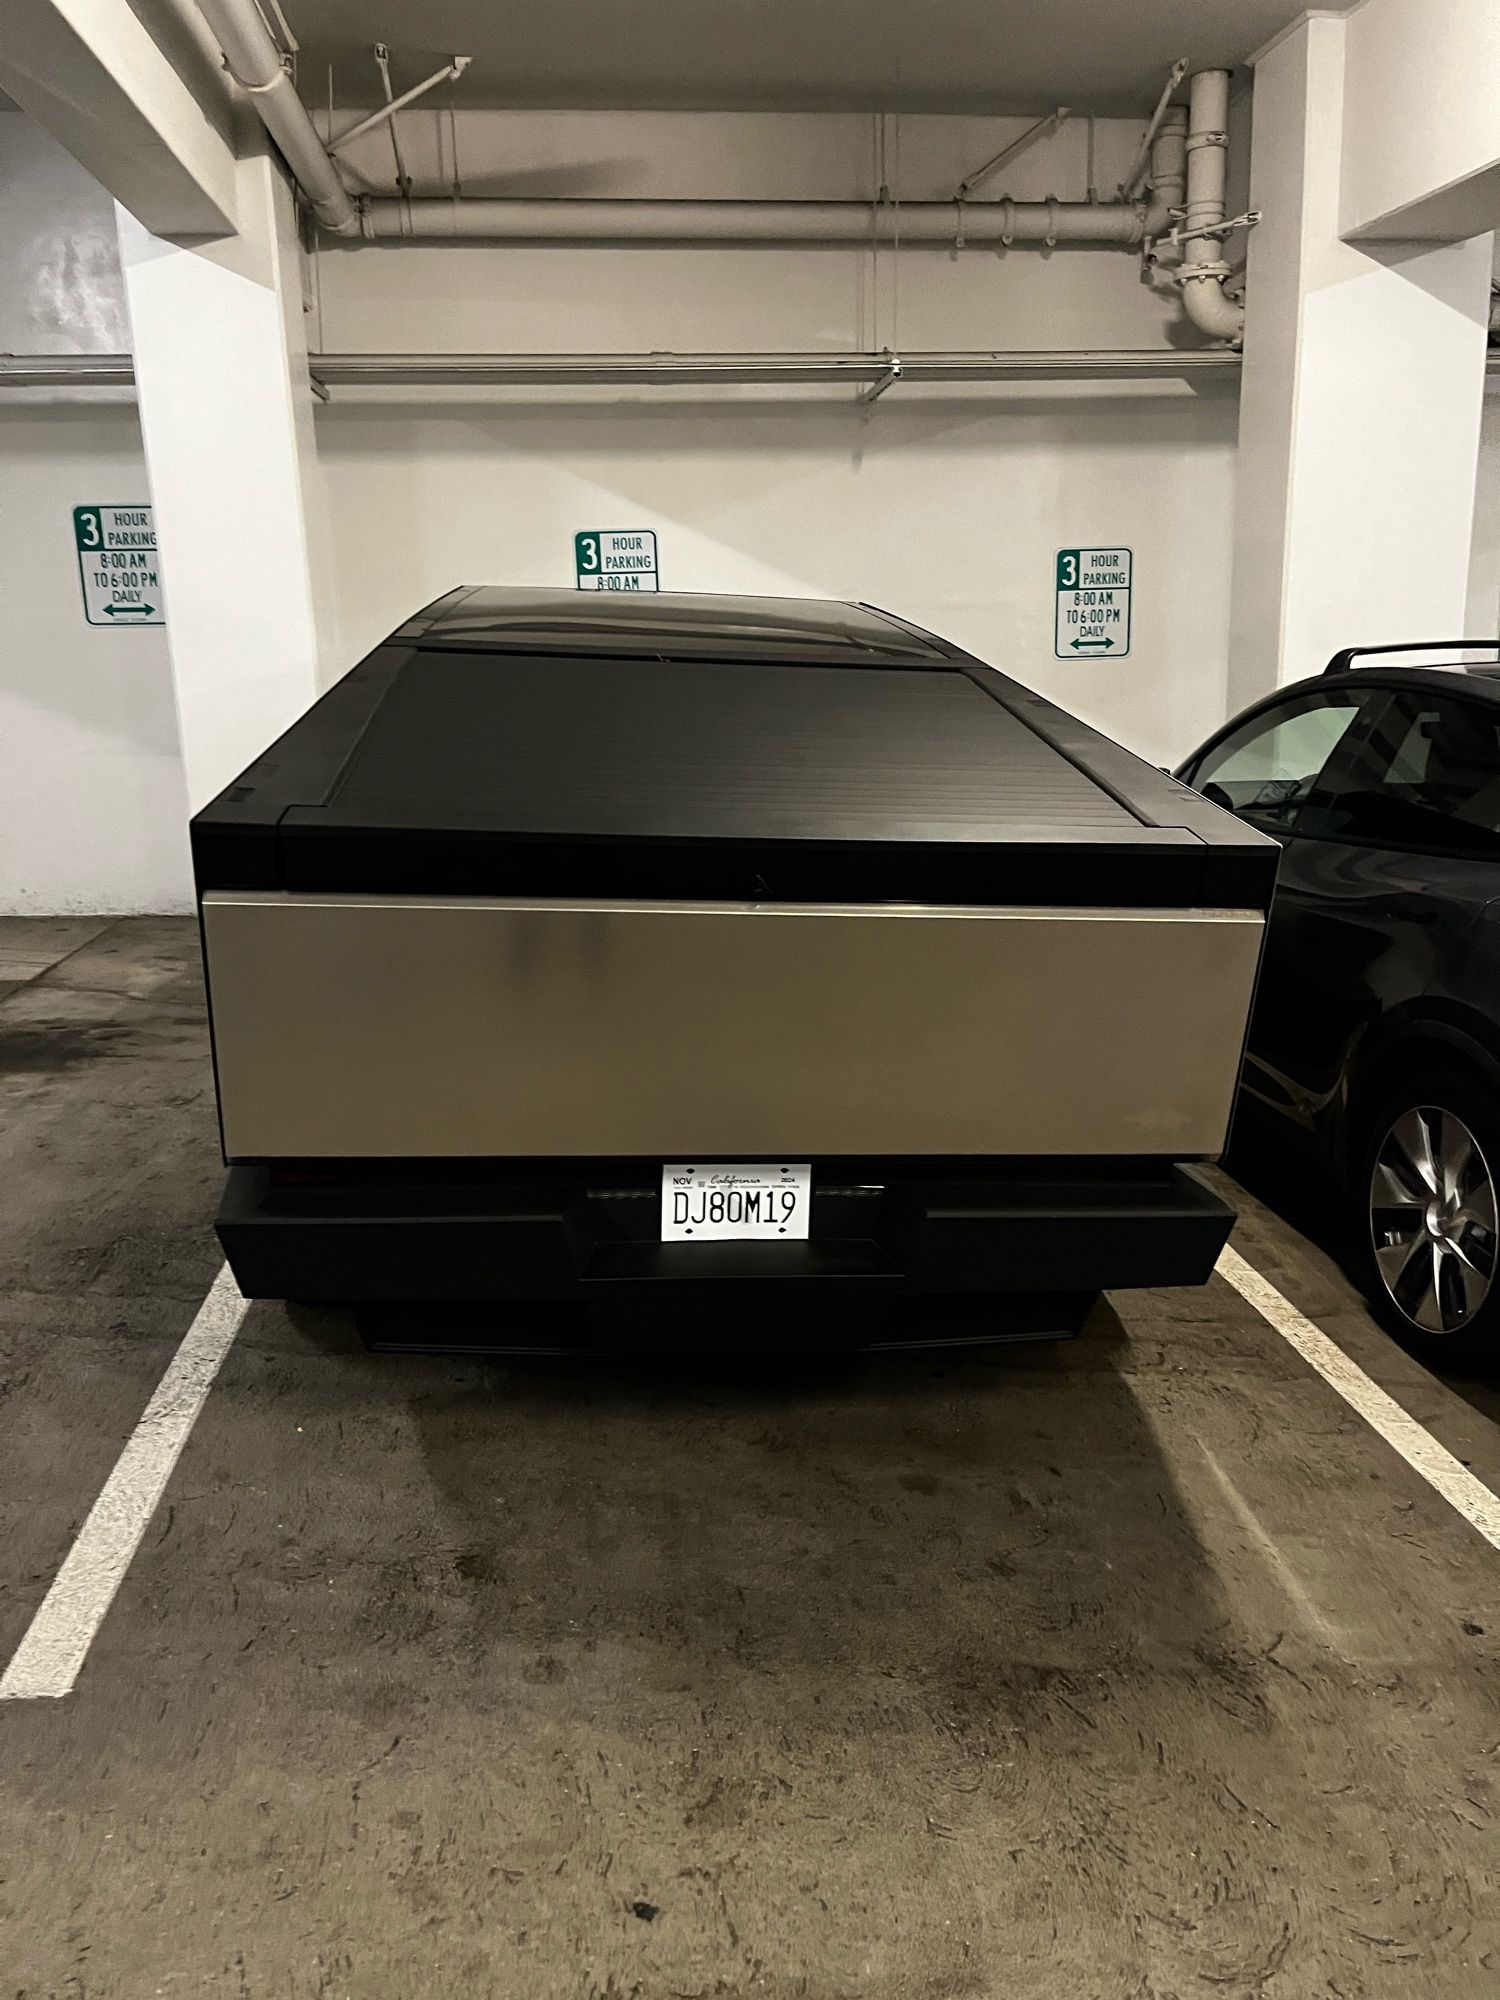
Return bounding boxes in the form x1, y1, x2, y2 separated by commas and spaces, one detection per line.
286, 0, 1349, 116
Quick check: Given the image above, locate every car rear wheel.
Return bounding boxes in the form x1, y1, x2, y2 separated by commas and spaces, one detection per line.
1356, 1063, 1500, 1365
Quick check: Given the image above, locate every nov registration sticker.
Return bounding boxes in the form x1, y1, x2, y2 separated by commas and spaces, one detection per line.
73, 504, 165, 626
661, 1163, 812, 1242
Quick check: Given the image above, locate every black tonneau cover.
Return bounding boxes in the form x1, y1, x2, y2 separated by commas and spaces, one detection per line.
192, 587, 1277, 910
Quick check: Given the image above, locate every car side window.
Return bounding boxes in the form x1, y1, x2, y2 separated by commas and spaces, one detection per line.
1297, 691, 1500, 854
1188, 692, 1367, 833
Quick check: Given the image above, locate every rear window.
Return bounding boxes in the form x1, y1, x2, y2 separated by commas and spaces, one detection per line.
1298, 692, 1500, 853
1190, 693, 1365, 832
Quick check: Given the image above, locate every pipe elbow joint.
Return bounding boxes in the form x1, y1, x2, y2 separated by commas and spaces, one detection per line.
1139, 189, 1181, 241
1179, 266, 1244, 344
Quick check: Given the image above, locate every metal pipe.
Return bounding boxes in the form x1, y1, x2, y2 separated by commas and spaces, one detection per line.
1182, 69, 1231, 254
193, 0, 358, 234
0, 349, 1241, 392
329, 57, 471, 155
1121, 57, 1188, 201
306, 349, 1243, 387
14, 349, 1500, 393
0, 354, 137, 387
1141, 105, 1187, 242
0, 348, 1240, 390
358, 194, 1153, 246
1176, 69, 1244, 344
0, 349, 1248, 394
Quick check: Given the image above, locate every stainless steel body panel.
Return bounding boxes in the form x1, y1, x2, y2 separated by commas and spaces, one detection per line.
202, 891, 1264, 1161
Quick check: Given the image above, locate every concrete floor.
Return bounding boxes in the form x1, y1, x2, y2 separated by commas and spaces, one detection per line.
2, 915, 1499, 2000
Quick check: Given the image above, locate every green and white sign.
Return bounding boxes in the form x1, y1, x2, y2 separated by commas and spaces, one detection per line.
73, 504, 164, 626
1054, 546, 1131, 659
574, 528, 659, 592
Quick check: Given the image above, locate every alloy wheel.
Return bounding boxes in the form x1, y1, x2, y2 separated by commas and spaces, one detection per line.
1369, 1105, 1498, 1336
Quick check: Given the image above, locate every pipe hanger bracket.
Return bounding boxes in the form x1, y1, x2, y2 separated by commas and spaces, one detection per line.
861, 354, 902, 403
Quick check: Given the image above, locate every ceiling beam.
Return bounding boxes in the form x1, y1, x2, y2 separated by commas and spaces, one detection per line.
0, 0, 237, 239
1340, 0, 1500, 241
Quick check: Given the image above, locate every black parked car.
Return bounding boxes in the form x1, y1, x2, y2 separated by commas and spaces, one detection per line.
1177, 641, 1500, 1362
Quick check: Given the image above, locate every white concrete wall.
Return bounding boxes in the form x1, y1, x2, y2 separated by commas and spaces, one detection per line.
1470, 387, 1500, 638
0, 107, 191, 915
1229, 17, 1494, 704
12, 63, 1500, 911
316, 393, 1237, 771
0, 404, 191, 913
3, 99, 1249, 908
313, 107, 1239, 769
315, 108, 1200, 356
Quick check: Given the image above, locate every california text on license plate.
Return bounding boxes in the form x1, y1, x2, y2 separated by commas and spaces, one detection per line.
660, 1163, 812, 1241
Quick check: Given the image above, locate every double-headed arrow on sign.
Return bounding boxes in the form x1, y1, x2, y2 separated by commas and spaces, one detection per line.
104, 601, 156, 618
1070, 635, 1115, 652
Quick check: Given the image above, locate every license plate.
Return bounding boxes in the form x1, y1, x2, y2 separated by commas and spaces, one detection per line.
661, 1163, 812, 1241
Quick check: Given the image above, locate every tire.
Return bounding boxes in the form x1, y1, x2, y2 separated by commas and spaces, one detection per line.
1352, 1057, 1500, 1370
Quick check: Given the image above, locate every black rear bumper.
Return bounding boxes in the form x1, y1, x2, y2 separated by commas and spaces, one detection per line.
217, 1158, 1233, 1323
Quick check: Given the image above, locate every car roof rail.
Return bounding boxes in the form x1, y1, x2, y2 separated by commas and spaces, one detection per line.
1324, 639, 1500, 675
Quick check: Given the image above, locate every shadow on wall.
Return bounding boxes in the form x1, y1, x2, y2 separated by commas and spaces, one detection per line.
316, 386, 1238, 459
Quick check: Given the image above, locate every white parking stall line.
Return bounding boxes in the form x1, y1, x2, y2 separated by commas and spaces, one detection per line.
1217, 1244, 1500, 1553
0, 1264, 249, 1701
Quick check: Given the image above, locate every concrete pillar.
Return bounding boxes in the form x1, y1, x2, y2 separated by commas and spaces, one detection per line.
0, 0, 236, 238
117, 144, 340, 811
1228, 16, 1494, 708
